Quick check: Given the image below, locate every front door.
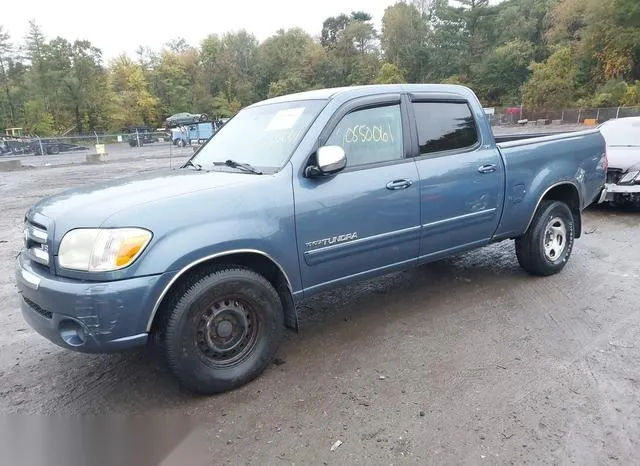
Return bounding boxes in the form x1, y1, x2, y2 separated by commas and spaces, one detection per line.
293, 95, 421, 293
408, 97, 505, 260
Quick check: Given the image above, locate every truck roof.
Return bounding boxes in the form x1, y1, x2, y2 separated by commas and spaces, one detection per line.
247, 83, 478, 108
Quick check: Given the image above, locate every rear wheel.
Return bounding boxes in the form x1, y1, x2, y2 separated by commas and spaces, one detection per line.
515, 200, 575, 276
158, 266, 284, 394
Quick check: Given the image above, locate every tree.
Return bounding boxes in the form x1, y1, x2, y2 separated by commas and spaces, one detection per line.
425, 0, 498, 80
320, 14, 351, 48
23, 99, 55, 135
473, 39, 535, 105
458, 0, 492, 62
614, 0, 640, 80
0, 26, 16, 126
381, 2, 430, 82
257, 28, 318, 98
215, 31, 259, 107
109, 55, 159, 128
66, 40, 108, 133
546, 0, 588, 44
494, 0, 552, 61
318, 11, 380, 86
24, 20, 49, 112
375, 63, 407, 84
427, 1, 471, 81
522, 46, 579, 109
154, 48, 199, 115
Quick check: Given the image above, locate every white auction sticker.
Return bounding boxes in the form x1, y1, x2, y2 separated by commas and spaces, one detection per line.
266, 107, 305, 131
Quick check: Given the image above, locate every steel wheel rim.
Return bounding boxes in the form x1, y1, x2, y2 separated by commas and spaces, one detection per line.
543, 216, 567, 262
195, 297, 260, 367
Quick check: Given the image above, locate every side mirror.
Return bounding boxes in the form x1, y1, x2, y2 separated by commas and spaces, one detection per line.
306, 145, 347, 177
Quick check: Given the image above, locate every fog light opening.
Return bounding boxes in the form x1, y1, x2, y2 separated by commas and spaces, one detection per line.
59, 320, 88, 347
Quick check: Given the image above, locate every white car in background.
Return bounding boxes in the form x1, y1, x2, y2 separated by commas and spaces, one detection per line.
597, 116, 640, 207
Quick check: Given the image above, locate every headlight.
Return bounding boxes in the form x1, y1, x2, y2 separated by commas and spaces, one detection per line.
58, 228, 152, 272
620, 170, 640, 184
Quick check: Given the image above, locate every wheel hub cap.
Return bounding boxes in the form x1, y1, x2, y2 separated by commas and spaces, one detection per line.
543, 216, 567, 261
216, 320, 233, 338
196, 298, 258, 365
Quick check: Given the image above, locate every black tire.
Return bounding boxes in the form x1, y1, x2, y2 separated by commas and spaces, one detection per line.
159, 266, 284, 394
515, 200, 575, 276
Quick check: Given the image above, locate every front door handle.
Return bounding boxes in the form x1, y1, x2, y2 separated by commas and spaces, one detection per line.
386, 179, 413, 190
478, 164, 497, 174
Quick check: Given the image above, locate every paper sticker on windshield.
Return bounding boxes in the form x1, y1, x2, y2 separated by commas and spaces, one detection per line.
266, 108, 305, 131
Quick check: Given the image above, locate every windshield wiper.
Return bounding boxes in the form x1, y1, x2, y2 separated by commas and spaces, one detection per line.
213, 159, 263, 175
183, 159, 202, 171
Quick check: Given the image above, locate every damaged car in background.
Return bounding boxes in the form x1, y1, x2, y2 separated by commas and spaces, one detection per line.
598, 116, 640, 207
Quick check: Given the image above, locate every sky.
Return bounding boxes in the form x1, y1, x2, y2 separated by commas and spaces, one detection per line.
5, 0, 397, 63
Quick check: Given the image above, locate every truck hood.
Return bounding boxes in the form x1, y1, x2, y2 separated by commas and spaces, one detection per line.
607, 146, 640, 172
26, 168, 267, 228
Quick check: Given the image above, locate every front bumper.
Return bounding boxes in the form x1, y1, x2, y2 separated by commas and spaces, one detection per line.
15, 252, 170, 353
598, 183, 640, 203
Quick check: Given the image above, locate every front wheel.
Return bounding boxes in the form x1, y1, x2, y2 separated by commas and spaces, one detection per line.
515, 200, 575, 276
159, 266, 284, 394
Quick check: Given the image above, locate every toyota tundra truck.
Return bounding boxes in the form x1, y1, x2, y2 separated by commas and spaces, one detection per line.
15, 84, 607, 394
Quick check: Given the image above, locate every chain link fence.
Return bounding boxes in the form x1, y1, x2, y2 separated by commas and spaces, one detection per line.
0, 128, 212, 168
492, 105, 640, 126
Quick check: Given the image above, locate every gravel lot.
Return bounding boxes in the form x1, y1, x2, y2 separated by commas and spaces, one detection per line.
1, 136, 639, 464
1, 141, 194, 168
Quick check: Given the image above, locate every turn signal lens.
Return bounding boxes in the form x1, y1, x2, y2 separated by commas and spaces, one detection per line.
115, 233, 152, 266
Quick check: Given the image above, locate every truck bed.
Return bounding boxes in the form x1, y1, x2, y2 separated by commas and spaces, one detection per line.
491, 128, 605, 240
493, 129, 579, 144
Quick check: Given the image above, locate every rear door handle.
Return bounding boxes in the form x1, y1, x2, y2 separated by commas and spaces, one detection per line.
478, 164, 497, 174
386, 179, 413, 190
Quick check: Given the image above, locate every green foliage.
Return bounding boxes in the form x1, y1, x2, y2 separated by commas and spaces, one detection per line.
522, 46, 578, 109
2, 1, 640, 134
375, 63, 406, 84
23, 99, 55, 135
588, 79, 630, 107
257, 28, 318, 98
473, 39, 535, 105
622, 81, 640, 106
579, 79, 640, 107
0, 25, 16, 127
109, 55, 159, 129
381, 2, 430, 82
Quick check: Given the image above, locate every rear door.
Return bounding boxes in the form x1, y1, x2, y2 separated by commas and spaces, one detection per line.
293, 93, 421, 293
408, 94, 505, 260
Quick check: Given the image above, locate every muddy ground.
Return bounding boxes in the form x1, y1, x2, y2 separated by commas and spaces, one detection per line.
1, 154, 639, 465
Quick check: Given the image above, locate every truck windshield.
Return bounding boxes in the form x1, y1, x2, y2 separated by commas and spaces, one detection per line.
190, 99, 327, 170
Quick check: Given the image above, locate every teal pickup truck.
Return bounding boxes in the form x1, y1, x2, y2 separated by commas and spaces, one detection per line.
16, 84, 606, 394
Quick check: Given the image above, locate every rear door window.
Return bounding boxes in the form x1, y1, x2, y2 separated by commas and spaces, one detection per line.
412, 101, 479, 155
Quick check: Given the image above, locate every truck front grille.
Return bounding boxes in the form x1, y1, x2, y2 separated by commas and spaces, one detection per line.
24, 219, 50, 268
